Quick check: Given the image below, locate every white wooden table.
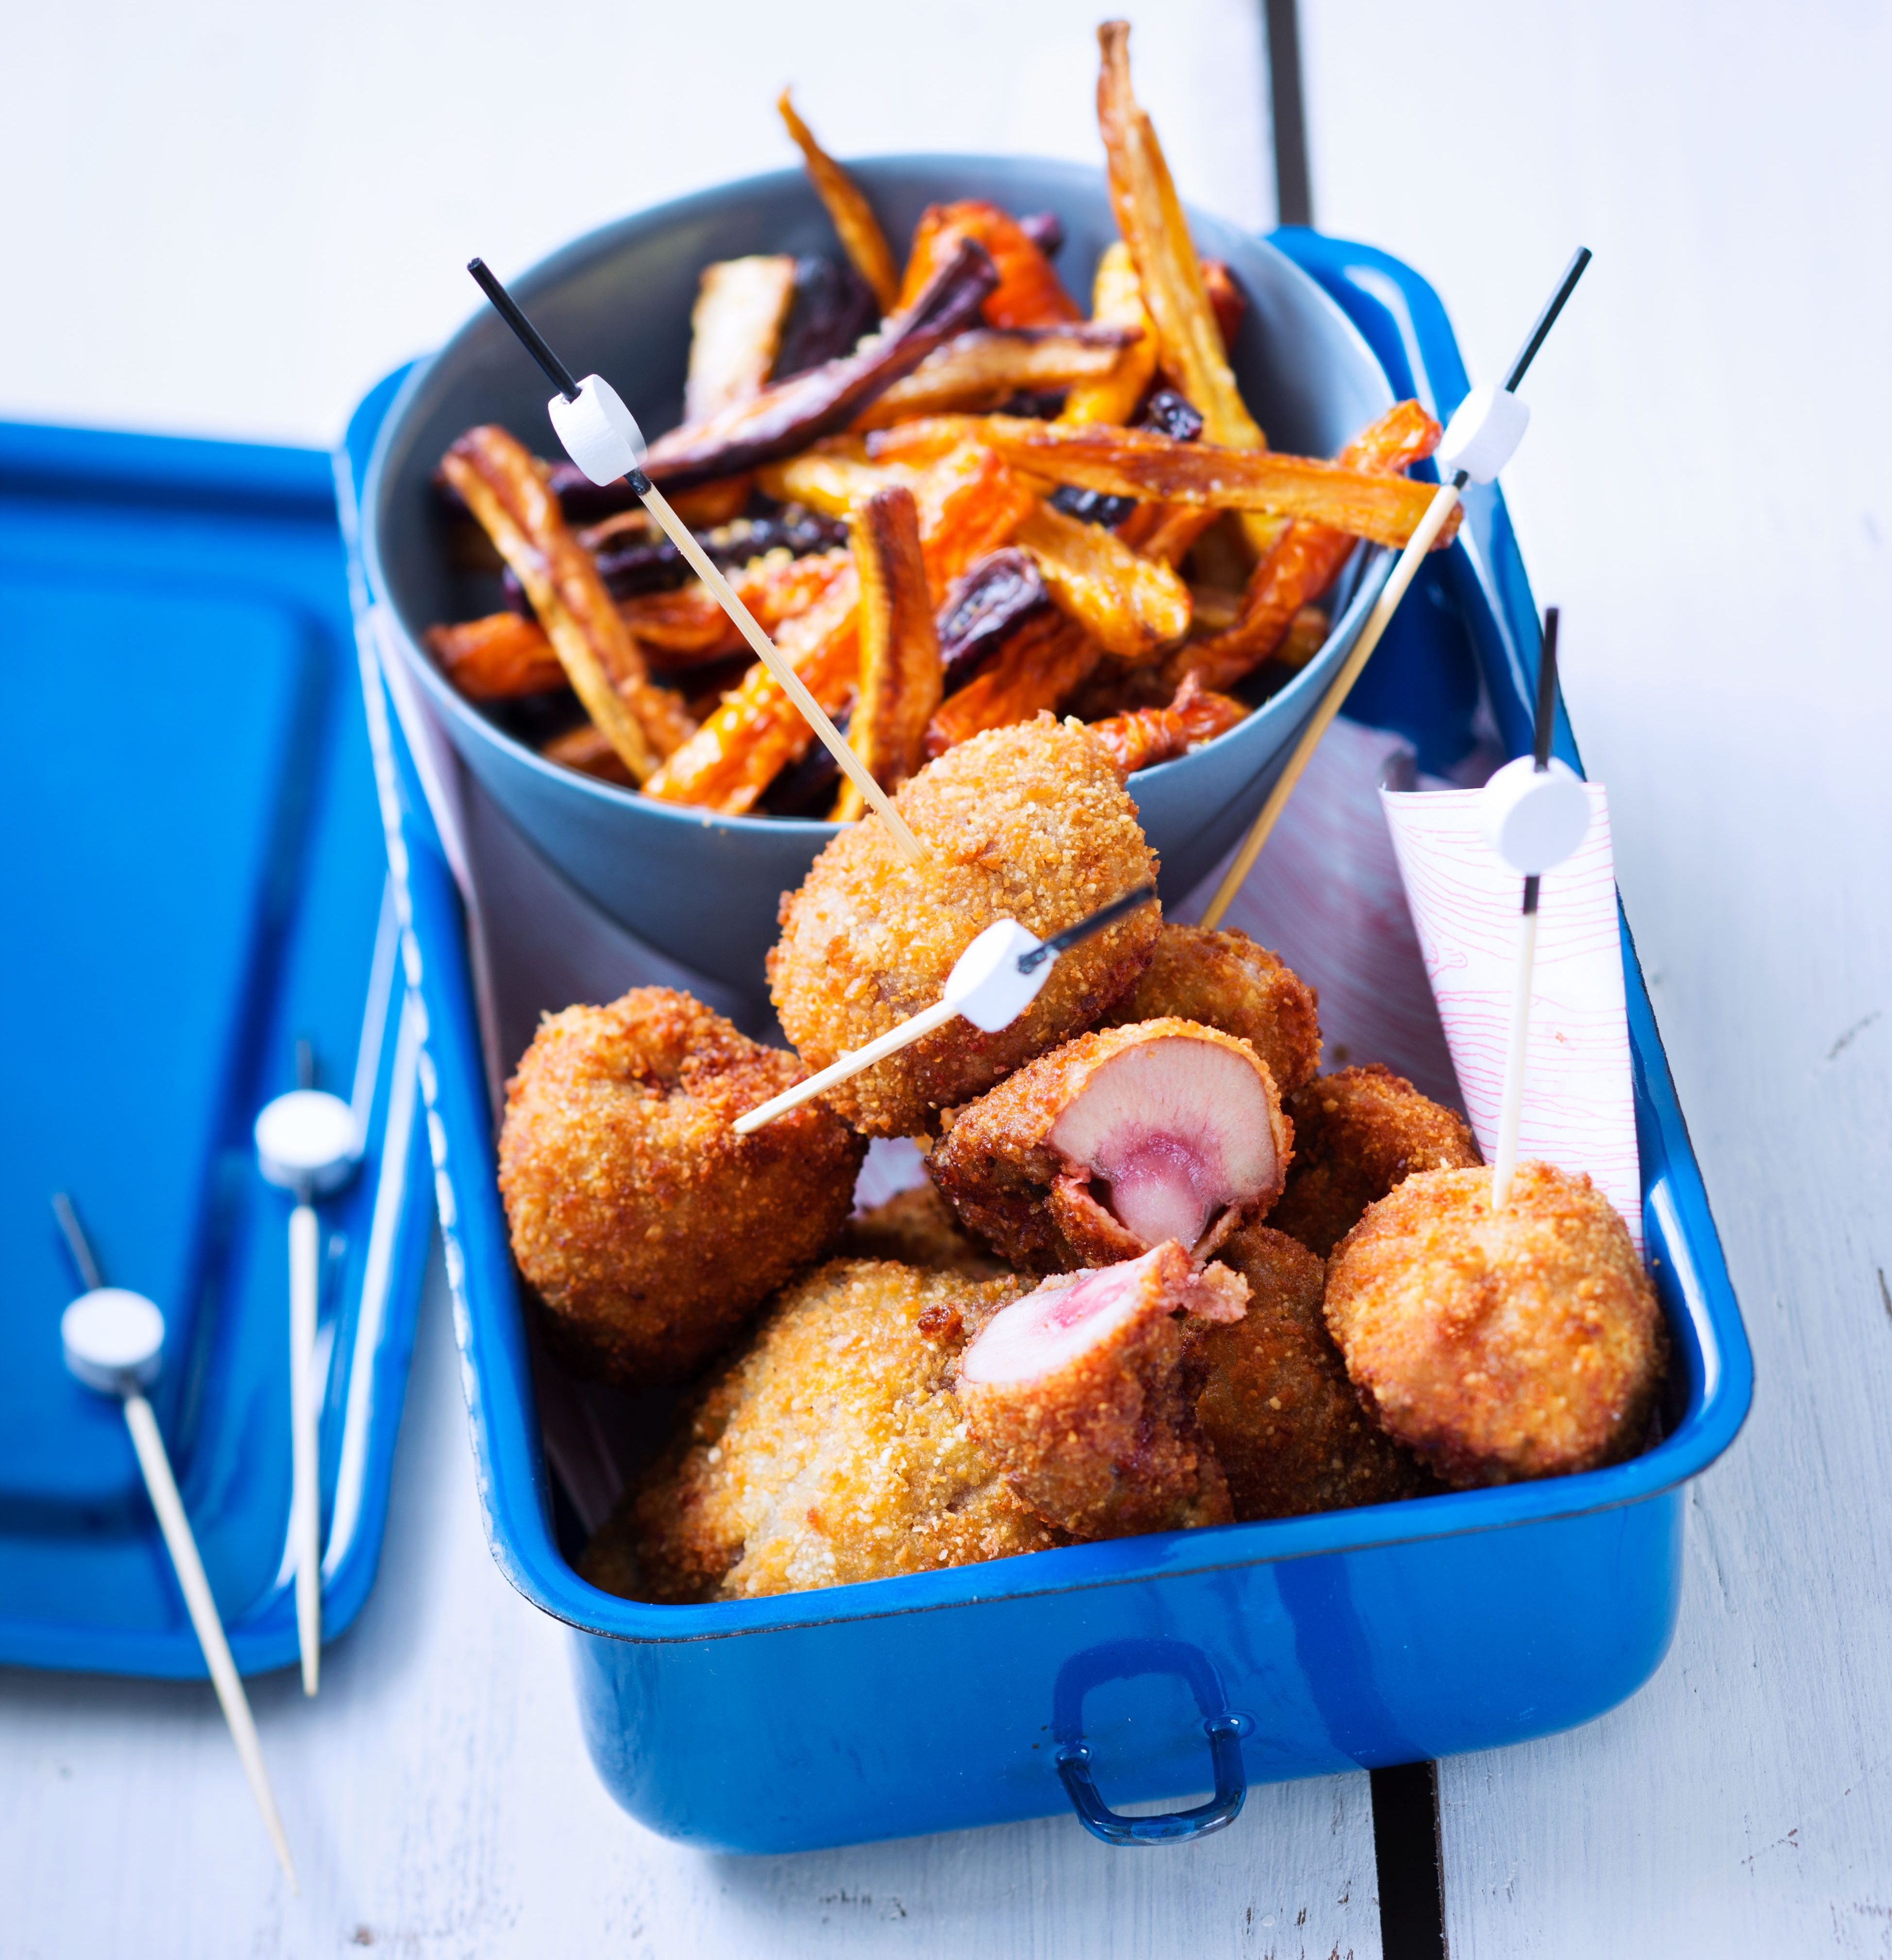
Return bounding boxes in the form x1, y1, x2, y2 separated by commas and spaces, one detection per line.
3, 4, 1887, 1953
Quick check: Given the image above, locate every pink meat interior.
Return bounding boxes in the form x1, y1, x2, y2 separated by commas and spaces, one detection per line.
1048, 1037, 1278, 1250
958, 1251, 1159, 1388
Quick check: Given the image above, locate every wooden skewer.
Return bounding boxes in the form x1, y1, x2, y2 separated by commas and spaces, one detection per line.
734, 998, 960, 1135
1198, 248, 1592, 930
1198, 479, 1461, 928
465, 258, 926, 865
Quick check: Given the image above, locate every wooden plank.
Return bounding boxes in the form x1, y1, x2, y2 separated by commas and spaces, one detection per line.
0, 1248, 1385, 1959
1303, 3, 1892, 1951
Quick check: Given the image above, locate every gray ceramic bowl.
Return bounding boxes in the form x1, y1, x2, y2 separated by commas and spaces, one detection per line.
363, 156, 1394, 1000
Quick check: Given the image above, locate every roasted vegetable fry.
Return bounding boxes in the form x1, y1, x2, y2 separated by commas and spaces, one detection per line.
969, 415, 1458, 550
1199, 260, 1246, 355
644, 574, 862, 814
853, 324, 1140, 430
896, 201, 1081, 328
1097, 19, 1274, 560
685, 255, 799, 424
1061, 242, 1159, 427
1014, 499, 1191, 661
937, 547, 1050, 689
923, 610, 1100, 757
774, 254, 880, 377
757, 438, 907, 518
548, 467, 757, 528
1171, 401, 1442, 691
649, 443, 1030, 811
426, 611, 567, 699
439, 427, 694, 778
1085, 673, 1247, 774
777, 90, 900, 312
542, 721, 637, 786
617, 548, 852, 665
833, 487, 943, 820
643, 238, 997, 490
1273, 604, 1329, 671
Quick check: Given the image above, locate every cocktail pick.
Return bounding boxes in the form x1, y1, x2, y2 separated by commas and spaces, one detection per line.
1480, 608, 1590, 1207
733, 885, 1159, 1134
53, 1196, 299, 1891
1198, 248, 1592, 930
465, 257, 926, 865
255, 1062, 360, 1697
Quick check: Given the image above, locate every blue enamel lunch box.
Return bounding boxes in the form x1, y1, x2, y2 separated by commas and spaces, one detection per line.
340, 200, 1752, 1853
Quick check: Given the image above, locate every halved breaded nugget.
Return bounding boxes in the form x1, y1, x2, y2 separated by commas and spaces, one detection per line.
958, 1241, 1246, 1538
1324, 1163, 1667, 1487
498, 988, 864, 1386
591, 1260, 1055, 1603
930, 1017, 1292, 1273
1104, 923, 1320, 1095
1268, 1063, 1480, 1257
769, 715, 1161, 1137
1199, 1223, 1429, 1521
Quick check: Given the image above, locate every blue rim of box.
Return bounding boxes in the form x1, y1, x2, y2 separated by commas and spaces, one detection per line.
340, 223, 1753, 1649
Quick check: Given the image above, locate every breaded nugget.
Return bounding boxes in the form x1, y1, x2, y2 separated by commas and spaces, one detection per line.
1199, 1223, 1429, 1520
957, 1241, 1247, 1538
499, 988, 865, 1386
1324, 1162, 1667, 1487
839, 1182, 1014, 1279
591, 1260, 1057, 1602
931, 1017, 1292, 1272
1267, 1063, 1480, 1256
1104, 924, 1320, 1095
768, 715, 1160, 1137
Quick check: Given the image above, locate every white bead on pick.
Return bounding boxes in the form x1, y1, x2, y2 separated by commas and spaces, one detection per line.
1481, 609, 1589, 1209
732, 889, 1158, 1135
1199, 248, 1592, 931
255, 1078, 360, 1697
465, 258, 926, 866
53, 1200, 298, 1890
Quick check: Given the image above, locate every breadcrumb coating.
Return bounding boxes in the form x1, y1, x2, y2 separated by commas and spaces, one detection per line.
1199, 1223, 1429, 1520
1105, 924, 1320, 1095
958, 1242, 1247, 1537
1268, 1063, 1480, 1256
931, 1017, 1292, 1272
498, 987, 864, 1386
839, 1183, 1014, 1279
768, 715, 1160, 1137
1324, 1162, 1667, 1487
594, 1260, 1059, 1602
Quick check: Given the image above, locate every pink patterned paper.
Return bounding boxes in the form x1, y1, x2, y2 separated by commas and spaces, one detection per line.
1380, 782, 1641, 1249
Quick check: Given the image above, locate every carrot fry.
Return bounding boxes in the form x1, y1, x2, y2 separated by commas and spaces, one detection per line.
853, 324, 1139, 429
1086, 673, 1248, 775
685, 256, 799, 424
965, 414, 1458, 549
439, 428, 694, 779
617, 548, 852, 664
832, 486, 943, 820
1060, 242, 1159, 427
778, 89, 901, 312
1014, 499, 1190, 662
924, 612, 1101, 757
896, 200, 1081, 328
647, 442, 1030, 812
541, 721, 638, 787
426, 611, 567, 699
1170, 401, 1444, 692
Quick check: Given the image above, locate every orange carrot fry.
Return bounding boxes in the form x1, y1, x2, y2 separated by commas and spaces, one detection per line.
778, 90, 900, 312
923, 612, 1101, 757
426, 612, 568, 699
439, 427, 694, 779
617, 549, 852, 664
853, 324, 1139, 430
1061, 241, 1160, 427
896, 200, 1081, 328
1085, 672, 1247, 775
832, 486, 943, 820
1170, 402, 1443, 692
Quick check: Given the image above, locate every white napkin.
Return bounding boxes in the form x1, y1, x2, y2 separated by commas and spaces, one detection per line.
1380, 781, 1641, 1248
